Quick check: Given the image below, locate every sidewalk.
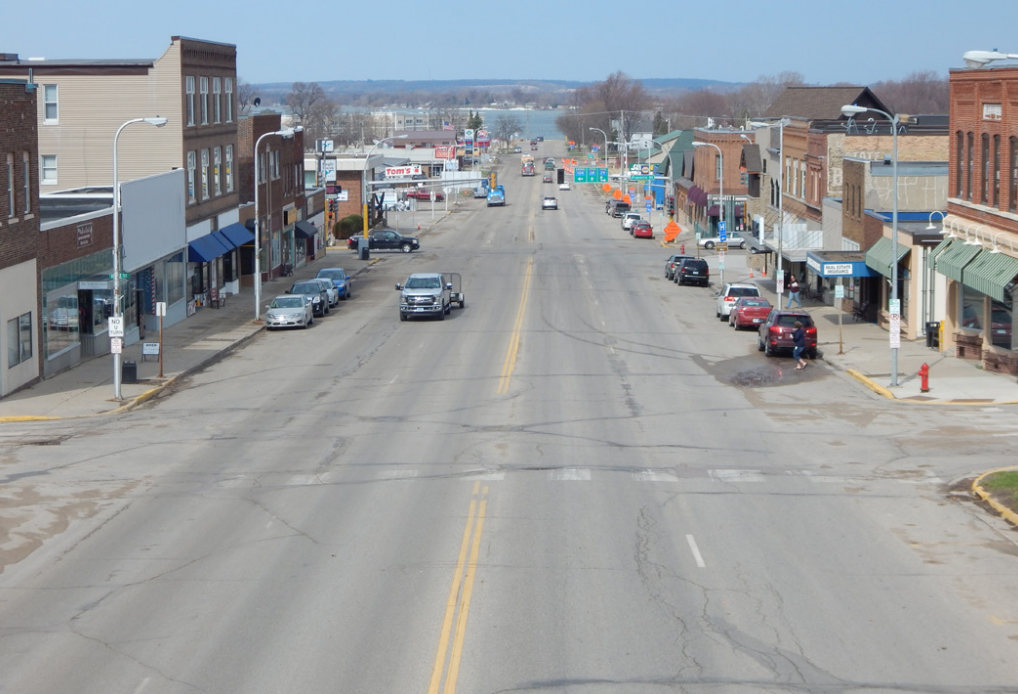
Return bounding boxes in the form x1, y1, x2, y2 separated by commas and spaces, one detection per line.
0, 207, 459, 422
664, 231, 1018, 406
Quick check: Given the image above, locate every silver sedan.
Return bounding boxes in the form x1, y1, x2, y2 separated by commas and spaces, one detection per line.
265, 295, 313, 329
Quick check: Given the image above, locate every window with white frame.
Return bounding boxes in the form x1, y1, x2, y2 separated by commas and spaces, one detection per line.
7, 312, 32, 367
213, 77, 221, 124
22, 152, 30, 214
225, 78, 233, 122
41, 155, 57, 184
43, 84, 58, 123
213, 147, 221, 195
199, 77, 209, 125
6, 153, 14, 218
714, 154, 721, 180
272, 150, 280, 179
225, 144, 234, 192
201, 149, 210, 200
983, 103, 1003, 121
187, 151, 196, 203
185, 76, 195, 126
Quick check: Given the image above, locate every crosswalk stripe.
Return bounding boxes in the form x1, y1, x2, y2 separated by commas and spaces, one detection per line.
549, 468, 591, 481
463, 470, 505, 481
710, 469, 766, 483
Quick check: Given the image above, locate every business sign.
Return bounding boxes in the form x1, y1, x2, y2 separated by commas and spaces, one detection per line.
464, 129, 475, 141
434, 146, 456, 160
385, 165, 422, 178
629, 163, 652, 181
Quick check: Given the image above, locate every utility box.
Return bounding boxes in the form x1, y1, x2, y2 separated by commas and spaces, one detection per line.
357, 236, 370, 260
122, 360, 138, 384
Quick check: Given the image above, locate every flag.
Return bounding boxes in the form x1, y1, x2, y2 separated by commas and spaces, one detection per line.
443, 120, 454, 131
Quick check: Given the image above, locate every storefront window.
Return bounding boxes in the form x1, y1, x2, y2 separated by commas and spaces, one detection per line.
990, 287, 1014, 351
960, 284, 984, 332
166, 252, 185, 306
41, 250, 113, 359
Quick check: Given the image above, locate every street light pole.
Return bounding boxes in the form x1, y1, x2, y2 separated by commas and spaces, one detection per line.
112, 116, 168, 400
253, 128, 296, 320
362, 134, 408, 237
692, 141, 724, 285
589, 127, 608, 169
843, 103, 901, 386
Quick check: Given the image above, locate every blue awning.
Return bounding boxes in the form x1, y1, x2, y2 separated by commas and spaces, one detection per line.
211, 230, 236, 250
188, 234, 231, 263
806, 251, 877, 278
220, 221, 256, 247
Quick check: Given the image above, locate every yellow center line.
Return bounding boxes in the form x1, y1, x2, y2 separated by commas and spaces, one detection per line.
497, 257, 534, 395
426, 484, 490, 694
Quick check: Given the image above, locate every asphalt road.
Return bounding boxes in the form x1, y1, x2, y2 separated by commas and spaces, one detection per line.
2, 143, 1018, 693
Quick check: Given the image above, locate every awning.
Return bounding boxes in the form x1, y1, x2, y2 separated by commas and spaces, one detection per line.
864, 236, 910, 279
294, 220, 318, 239
211, 229, 236, 250
707, 204, 720, 216
935, 240, 982, 282
962, 250, 1018, 301
806, 251, 877, 278
188, 234, 231, 263
220, 221, 256, 247
929, 236, 953, 263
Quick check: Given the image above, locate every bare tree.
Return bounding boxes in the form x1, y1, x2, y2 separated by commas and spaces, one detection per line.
493, 114, 522, 150
237, 78, 258, 115
286, 82, 327, 128
873, 70, 949, 114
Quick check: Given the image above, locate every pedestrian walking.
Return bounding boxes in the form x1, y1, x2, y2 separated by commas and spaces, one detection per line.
786, 274, 802, 308
792, 320, 809, 370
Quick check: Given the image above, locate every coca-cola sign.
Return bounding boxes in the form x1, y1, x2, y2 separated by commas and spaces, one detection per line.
385, 165, 421, 178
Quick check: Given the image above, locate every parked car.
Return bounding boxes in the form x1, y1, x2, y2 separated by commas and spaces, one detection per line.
311, 277, 339, 307
665, 254, 695, 280
676, 258, 710, 286
316, 268, 353, 300
406, 189, 445, 202
347, 229, 420, 253
265, 295, 313, 330
698, 231, 749, 250
621, 212, 642, 231
607, 200, 632, 217
559, 182, 570, 191
631, 220, 654, 239
757, 309, 818, 358
715, 282, 762, 319
287, 280, 329, 317
728, 297, 773, 330
542, 196, 558, 210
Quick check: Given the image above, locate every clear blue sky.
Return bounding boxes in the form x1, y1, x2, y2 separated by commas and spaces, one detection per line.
4, 0, 1015, 86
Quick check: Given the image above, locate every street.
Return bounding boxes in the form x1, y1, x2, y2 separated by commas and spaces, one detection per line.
2, 145, 1018, 693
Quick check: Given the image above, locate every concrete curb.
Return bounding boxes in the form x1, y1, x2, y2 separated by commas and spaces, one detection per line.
972, 466, 1018, 527
846, 369, 895, 399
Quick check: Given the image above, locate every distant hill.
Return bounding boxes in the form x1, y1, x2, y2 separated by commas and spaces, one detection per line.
250, 77, 738, 104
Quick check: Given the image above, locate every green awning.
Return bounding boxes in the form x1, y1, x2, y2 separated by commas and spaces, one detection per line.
935, 241, 982, 282
962, 251, 1018, 301
864, 236, 910, 279
929, 236, 954, 262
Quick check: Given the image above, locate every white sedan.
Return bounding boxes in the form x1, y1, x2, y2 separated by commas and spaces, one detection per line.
265, 295, 313, 329
558, 182, 570, 191
698, 231, 748, 249
542, 196, 558, 210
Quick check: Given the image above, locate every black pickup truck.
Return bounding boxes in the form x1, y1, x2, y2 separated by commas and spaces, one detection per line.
348, 229, 421, 253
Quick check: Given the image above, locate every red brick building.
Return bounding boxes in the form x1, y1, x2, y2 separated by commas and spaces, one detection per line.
0, 78, 41, 395
936, 63, 1018, 372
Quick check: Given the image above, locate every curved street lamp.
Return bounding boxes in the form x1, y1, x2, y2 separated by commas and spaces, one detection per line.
843, 103, 903, 386
112, 116, 168, 400
692, 141, 725, 283
963, 50, 1018, 68
589, 127, 609, 169
253, 127, 296, 320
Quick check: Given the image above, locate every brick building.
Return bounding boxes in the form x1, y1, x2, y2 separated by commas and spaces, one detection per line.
690, 129, 752, 234
0, 78, 41, 395
933, 62, 1018, 373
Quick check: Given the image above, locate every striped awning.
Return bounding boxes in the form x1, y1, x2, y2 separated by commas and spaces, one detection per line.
864, 236, 910, 279
962, 250, 1018, 301
929, 236, 954, 263
935, 241, 982, 283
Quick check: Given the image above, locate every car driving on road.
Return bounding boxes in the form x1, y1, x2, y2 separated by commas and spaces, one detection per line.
348, 229, 420, 253
542, 196, 558, 210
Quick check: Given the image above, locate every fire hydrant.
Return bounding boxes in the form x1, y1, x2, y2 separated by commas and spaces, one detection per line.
919, 363, 930, 392
680, 243, 685, 254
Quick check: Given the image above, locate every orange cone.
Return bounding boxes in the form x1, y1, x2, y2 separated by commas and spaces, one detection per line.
749, 268, 754, 278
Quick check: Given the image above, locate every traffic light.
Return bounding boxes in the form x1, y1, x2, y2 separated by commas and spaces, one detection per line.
557, 168, 565, 184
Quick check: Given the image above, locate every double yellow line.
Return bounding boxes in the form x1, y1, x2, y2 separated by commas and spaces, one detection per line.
497, 256, 534, 394
427, 482, 489, 694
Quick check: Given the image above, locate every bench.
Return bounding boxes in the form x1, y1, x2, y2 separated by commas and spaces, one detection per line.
210, 294, 227, 309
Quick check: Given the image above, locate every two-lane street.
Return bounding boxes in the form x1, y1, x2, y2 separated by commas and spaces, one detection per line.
2, 144, 1018, 693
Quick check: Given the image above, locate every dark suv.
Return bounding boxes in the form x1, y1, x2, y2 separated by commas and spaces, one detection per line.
676, 258, 709, 286
757, 309, 818, 358
288, 280, 329, 317
665, 254, 694, 280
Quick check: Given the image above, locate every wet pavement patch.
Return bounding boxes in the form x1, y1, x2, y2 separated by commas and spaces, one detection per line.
694, 355, 826, 389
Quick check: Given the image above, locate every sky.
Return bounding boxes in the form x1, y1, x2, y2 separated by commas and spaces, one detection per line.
4, 0, 1018, 87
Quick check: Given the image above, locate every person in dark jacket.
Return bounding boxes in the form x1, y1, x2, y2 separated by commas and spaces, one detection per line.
792, 320, 808, 369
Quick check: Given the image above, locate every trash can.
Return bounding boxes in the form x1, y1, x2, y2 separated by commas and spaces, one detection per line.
122, 360, 138, 384
357, 236, 370, 261
925, 321, 940, 349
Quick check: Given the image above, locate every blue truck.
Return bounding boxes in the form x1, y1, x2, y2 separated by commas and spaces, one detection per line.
486, 184, 505, 207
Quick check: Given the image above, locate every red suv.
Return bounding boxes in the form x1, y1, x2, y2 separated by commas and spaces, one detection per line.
406, 189, 444, 202
757, 309, 817, 358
